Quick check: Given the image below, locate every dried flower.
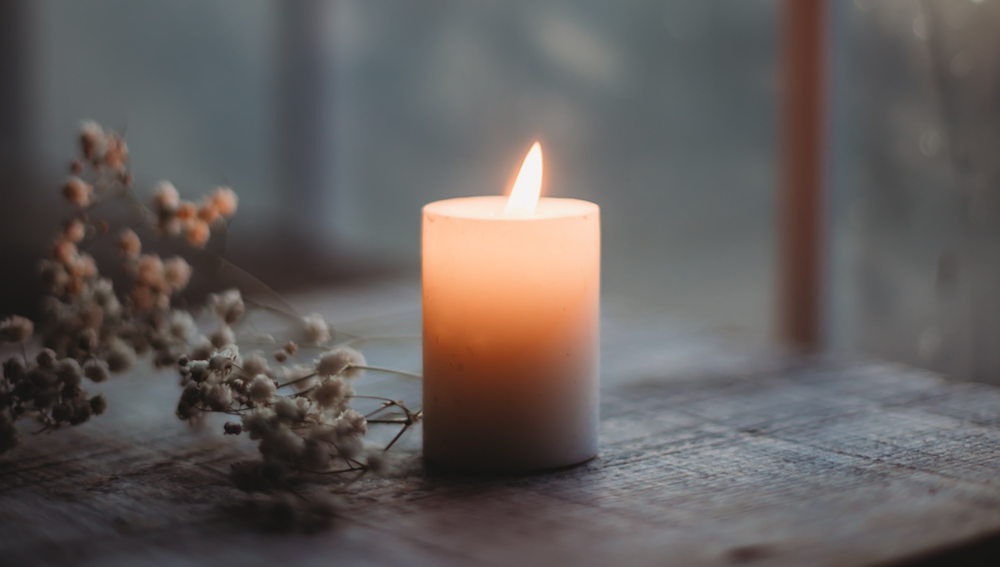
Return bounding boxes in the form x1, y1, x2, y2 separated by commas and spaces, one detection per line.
131, 285, 153, 311
119, 229, 141, 259
242, 409, 277, 440
273, 397, 303, 422
211, 187, 239, 218
2, 121, 256, 456
366, 452, 387, 475
36, 349, 56, 369
20, 122, 423, 500
163, 257, 193, 292
187, 220, 211, 246
204, 383, 233, 411
242, 352, 270, 378
3, 356, 27, 382
158, 217, 182, 238
302, 313, 330, 345
209, 352, 234, 374
51, 239, 76, 264
210, 325, 235, 349
197, 202, 219, 224
0, 316, 34, 343
188, 360, 211, 383
64, 219, 86, 243
315, 347, 365, 379
38, 260, 69, 294
55, 358, 82, 385
259, 423, 305, 461
186, 337, 212, 361
84, 360, 110, 383
249, 375, 277, 404
79, 120, 106, 161
152, 181, 179, 212
311, 377, 351, 410
105, 340, 136, 373
62, 177, 93, 207
338, 408, 368, 437
168, 310, 198, 341
335, 435, 362, 460
176, 200, 197, 222
90, 394, 108, 415
298, 438, 331, 471
69, 398, 93, 425
103, 131, 128, 172
135, 254, 164, 287
208, 289, 244, 324
77, 327, 99, 350
66, 252, 97, 280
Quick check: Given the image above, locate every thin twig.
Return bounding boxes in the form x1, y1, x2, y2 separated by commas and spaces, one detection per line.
349, 365, 422, 380
276, 372, 318, 389
364, 403, 393, 419
383, 423, 410, 452
291, 386, 317, 398
242, 298, 301, 322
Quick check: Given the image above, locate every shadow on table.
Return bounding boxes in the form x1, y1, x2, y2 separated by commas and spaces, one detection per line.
893, 531, 1000, 567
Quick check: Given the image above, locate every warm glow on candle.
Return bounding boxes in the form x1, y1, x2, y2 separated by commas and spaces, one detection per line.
422, 141, 600, 471
503, 142, 543, 218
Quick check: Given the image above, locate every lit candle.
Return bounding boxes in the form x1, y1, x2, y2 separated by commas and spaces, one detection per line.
422, 143, 600, 471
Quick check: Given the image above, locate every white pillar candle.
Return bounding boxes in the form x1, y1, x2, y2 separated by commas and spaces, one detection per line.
422, 144, 600, 471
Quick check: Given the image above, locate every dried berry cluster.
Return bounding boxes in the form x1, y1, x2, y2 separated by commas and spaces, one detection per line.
149, 180, 237, 246
2, 121, 421, 524
1, 120, 240, 453
2, 315, 109, 453
1, 340, 108, 451
169, 288, 416, 491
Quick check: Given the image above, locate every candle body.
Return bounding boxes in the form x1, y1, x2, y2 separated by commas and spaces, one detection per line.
422, 196, 600, 471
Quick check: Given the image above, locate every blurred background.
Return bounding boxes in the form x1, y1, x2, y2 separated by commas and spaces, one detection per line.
829, 0, 1000, 384
1, 0, 997, 383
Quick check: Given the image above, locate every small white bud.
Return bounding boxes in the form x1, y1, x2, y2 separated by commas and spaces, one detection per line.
248, 374, 277, 404
314, 347, 365, 379
302, 313, 331, 345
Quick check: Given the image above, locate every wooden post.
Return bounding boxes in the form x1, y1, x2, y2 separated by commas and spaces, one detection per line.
778, 0, 827, 351
0, 0, 36, 320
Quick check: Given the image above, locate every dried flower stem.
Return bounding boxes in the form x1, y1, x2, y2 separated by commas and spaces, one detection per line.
276, 372, 318, 390
347, 365, 422, 381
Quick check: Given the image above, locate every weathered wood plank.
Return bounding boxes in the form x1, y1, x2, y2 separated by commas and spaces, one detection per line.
2, 282, 1000, 566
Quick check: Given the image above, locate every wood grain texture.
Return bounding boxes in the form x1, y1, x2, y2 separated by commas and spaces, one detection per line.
2, 281, 1000, 567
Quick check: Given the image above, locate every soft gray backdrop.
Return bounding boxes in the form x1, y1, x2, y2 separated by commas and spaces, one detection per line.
5, 0, 778, 340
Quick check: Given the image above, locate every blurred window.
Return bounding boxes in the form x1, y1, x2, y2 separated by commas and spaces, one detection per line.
19, 0, 778, 338
830, 0, 1000, 383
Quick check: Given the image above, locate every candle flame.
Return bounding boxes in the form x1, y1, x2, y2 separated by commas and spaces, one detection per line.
503, 142, 543, 217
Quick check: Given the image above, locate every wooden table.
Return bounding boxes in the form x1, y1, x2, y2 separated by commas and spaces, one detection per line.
3, 280, 1000, 566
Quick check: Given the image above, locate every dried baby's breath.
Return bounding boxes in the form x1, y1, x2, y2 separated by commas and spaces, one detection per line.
0, 121, 422, 529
